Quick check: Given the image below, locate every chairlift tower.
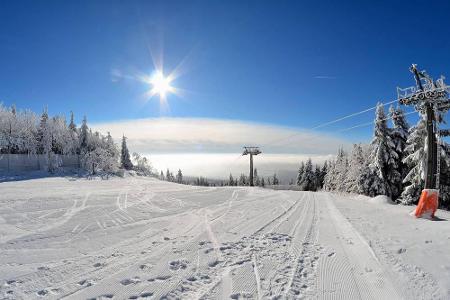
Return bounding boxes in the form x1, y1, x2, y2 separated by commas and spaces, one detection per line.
242, 146, 261, 186
397, 64, 450, 191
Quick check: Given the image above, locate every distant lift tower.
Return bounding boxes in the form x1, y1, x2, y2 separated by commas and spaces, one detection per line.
242, 146, 261, 186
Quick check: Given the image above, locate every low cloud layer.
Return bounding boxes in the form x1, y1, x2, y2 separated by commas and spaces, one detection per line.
92, 117, 351, 180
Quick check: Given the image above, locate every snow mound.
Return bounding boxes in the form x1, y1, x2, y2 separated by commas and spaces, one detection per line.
368, 195, 394, 205
353, 194, 394, 205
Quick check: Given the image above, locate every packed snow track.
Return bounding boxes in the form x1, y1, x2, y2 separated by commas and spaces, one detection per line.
1, 177, 449, 299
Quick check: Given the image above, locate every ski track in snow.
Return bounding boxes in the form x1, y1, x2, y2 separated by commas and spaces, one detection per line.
0, 177, 448, 299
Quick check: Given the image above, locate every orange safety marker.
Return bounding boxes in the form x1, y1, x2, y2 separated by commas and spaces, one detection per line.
414, 189, 439, 219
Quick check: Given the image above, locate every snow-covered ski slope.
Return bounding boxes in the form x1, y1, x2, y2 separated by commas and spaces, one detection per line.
1, 177, 449, 299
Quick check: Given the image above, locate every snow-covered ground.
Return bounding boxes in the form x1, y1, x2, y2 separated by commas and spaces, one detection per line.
1, 176, 449, 299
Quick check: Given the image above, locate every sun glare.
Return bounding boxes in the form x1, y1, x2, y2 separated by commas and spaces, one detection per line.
149, 71, 174, 99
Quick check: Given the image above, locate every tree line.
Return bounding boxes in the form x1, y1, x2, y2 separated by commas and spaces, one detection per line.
227, 169, 279, 187
322, 104, 450, 209
0, 104, 151, 175
158, 167, 281, 187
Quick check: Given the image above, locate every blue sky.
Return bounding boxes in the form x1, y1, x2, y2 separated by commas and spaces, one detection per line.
1, 0, 450, 175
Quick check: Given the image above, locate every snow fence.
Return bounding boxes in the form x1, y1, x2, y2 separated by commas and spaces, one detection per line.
0, 154, 80, 172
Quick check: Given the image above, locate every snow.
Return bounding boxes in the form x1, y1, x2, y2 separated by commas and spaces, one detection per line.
356, 194, 395, 205
0, 177, 449, 299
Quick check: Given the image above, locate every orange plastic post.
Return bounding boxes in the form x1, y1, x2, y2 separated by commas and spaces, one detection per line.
414, 189, 439, 219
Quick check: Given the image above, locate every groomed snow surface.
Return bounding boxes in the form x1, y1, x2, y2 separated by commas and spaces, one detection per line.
1, 177, 449, 299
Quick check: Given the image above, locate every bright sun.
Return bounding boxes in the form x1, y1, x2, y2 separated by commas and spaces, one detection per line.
149, 71, 174, 99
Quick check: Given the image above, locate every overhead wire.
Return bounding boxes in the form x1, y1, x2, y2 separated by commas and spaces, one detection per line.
310, 99, 399, 130
335, 110, 417, 133
262, 98, 402, 147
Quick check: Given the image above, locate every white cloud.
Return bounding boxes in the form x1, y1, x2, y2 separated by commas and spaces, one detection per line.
91, 117, 351, 180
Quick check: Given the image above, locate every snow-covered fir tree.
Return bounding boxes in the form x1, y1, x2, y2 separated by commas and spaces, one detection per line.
272, 173, 279, 185
367, 103, 399, 197
79, 116, 89, 152
323, 160, 336, 191
438, 143, 450, 209
238, 174, 247, 186
69, 111, 76, 132
345, 144, 365, 193
299, 158, 315, 191
228, 173, 235, 186
296, 161, 305, 186
254, 168, 260, 186
317, 161, 327, 189
400, 115, 427, 204
389, 105, 409, 199
176, 169, 183, 184
166, 169, 174, 182
336, 148, 349, 192
37, 108, 52, 155
324, 147, 347, 192
120, 135, 133, 170
314, 165, 322, 190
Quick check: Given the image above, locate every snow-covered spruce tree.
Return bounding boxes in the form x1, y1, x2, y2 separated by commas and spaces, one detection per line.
5, 105, 17, 154
345, 144, 365, 193
166, 169, 174, 182
314, 164, 322, 190
367, 103, 399, 198
79, 116, 89, 152
120, 135, 133, 170
176, 169, 183, 184
68, 111, 79, 154
317, 161, 327, 190
260, 177, 265, 187
272, 173, 279, 185
38, 109, 62, 172
439, 143, 450, 209
37, 108, 52, 155
254, 168, 260, 186
296, 161, 305, 187
323, 148, 347, 192
69, 111, 76, 132
160, 170, 165, 180
299, 158, 316, 191
0, 104, 35, 155
18, 109, 38, 154
228, 173, 235, 186
334, 147, 348, 192
238, 174, 247, 186
50, 115, 74, 155
323, 160, 335, 191
106, 132, 119, 161
400, 116, 427, 204
389, 105, 409, 200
